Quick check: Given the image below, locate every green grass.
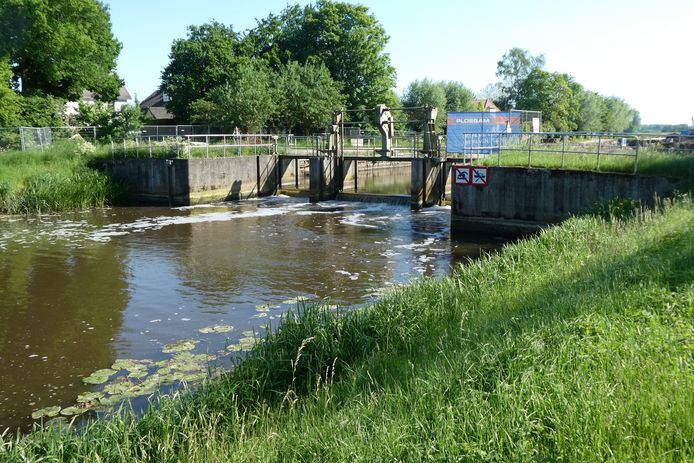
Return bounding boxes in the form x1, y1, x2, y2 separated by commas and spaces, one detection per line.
0, 141, 120, 214
2, 196, 692, 462
476, 148, 694, 182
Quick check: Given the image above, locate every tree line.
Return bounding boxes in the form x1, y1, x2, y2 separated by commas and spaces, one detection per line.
0, 0, 643, 137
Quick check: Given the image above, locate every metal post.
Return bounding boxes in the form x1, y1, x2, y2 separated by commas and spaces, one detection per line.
123, 139, 126, 157
136, 138, 139, 158
111, 140, 114, 159
295, 159, 299, 189
561, 134, 566, 168
633, 138, 639, 174
596, 135, 602, 171
223, 135, 227, 157
354, 160, 358, 192
497, 133, 502, 166
148, 137, 152, 158
527, 134, 532, 168
206, 135, 209, 158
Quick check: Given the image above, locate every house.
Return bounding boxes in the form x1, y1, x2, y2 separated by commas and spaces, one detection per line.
64, 86, 132, 117
473, 99, 501, 112
140, 90, 175, 122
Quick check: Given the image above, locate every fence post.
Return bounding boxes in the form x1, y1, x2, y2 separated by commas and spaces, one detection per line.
527, 134, 532, 168
111, 140, 114, 160
596, 135, 602, 171
149, 137, 152, 158
206, 135, 209, 158
633, 138, 639, 174
223, 135, 227, 157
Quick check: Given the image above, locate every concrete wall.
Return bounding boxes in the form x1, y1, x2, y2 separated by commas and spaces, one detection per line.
102, 155, 280, 206
451, 167, 687, 234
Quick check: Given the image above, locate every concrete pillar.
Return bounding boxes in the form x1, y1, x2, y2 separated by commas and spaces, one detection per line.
411, 158, 445, 209
309, 157, 337, 203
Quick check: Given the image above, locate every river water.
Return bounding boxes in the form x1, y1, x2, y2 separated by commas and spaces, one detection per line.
0, 196, 505, 431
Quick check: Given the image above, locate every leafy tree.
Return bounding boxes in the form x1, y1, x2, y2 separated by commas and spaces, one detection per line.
516, 69, 580, 132
402, 79, 447, 131
18, 93, 64, 127
246, 1, 396, 110
0, 0, 121, 100
76, 101, 144, 140
443, 82, 476, 113
496, 48, 545, 110
402, 80, 477, 131
0, 58, 20, 127
274, 61, 344, 134
601, 96, 638, 133
190, 61, 276, 132
576, 90, 604, 132
161, 21, 242, 120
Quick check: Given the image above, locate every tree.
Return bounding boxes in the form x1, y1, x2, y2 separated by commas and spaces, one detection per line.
602, 96, 638, 133
274, 61, 344, 134
161, 21, 242, 120
0, 58, 20, 127
576, 90, 604, 132
516, 69, 580, 132
443, 82, 476, 113
496, 48, 545, 110
246, 1, 396, 110
0, 0, 121, 100
402, 79, 447, 131
190, 61, 276, 133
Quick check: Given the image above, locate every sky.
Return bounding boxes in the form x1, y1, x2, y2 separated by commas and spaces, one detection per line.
103, 0, 693, 125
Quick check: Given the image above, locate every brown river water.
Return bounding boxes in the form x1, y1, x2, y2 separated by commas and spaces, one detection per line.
0, 195, 506, 431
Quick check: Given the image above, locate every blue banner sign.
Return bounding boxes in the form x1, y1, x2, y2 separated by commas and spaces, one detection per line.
447, 111, 521, 154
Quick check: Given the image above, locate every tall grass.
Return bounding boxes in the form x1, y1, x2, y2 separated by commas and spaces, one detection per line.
0, 142, 120, 214
2, 196, 692, 461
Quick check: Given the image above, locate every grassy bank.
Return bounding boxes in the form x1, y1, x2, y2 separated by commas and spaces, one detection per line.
477, 148, 694, 184
0, 142, 119, 214
2, 196, 692, 461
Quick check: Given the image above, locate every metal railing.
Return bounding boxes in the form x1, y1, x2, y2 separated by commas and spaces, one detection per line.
447, 132, 694, 174
107, 134, 279, 159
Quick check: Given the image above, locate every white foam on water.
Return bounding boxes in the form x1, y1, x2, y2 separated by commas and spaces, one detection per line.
395, 237, 437, 250
88, 205, 304, 242
335, 270, 360, 280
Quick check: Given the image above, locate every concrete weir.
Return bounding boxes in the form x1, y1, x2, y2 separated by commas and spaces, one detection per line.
451, 167, 688, 235
102, 156, 304, 206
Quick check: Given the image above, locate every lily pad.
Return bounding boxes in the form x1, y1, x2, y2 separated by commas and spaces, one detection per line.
98, 394, 123, 406
251, 313, 268, 319
82, 369, 117, 385
162, 340, 198, 353
226, 344, 242, 352
31, 406, 62, 420
76, 391, 104, 404
241, 330, 255, 337
61, 406, 87, 416
198, 325, 234, 334
112, 358, 151, 372
255, 304, 270, 312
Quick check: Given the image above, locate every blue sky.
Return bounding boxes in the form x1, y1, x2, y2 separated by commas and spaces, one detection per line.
103, 0, 693, 125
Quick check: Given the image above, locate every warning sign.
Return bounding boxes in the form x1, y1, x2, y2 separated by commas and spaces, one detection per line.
471, 167, 489, 186
453, 166, 471, 185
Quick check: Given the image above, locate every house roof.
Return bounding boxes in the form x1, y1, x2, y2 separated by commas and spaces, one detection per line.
474, 99, 500, 112
82, 86, 131, 102
145, 106, 175, 120
141, 90, 175, 120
